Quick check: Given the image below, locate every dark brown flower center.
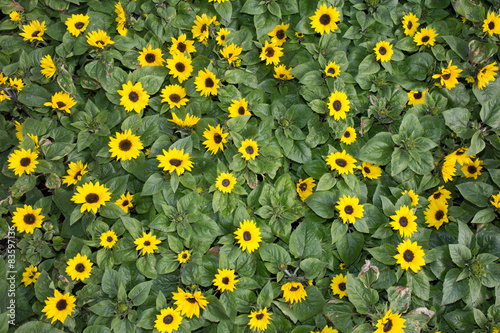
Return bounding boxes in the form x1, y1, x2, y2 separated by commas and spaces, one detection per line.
182, 253, 187, 259
31, 30, 40, 37
379, 47, 387, 55
344, 205, 353, 214
245, 146, 254, 155
75, 22, 85, 29
119, 139, 132, 151
74, 171, 82, 179
169, 159, 182, 167
144, 241, 151, 246
414, 92, 422, 99
20, 157, 31, 167
421, 35, 430, 43
280, 74, 285, 78
214, 133, 222, 144
276, 30, 285, 39
344, 130, 350, 138
468, 165, 477, 174
201, 24, 207, 33
256, 313, 264, 320
299, 183, 307, 191
96, 40, 104, 45
407, 21, 413, 29
177, 42, 186, 52
163, 314, 173, 324
85, 193, 99, 203
442, 73, 451, 80
320, 14, 331, 25
363, 166, 371, 174
333, 100, 342, 111
75, 263, 85, 273
399, 216, 408, 227
435, 210, 444, 220
222, 277, 229, 284
106, 236, 113, 242
328, 67, 336, 74
205, 78, 214, 88
433, 192, 441, 199
56, 299, 67, 311
175, 62, 185, 72
57, 101, 66, 108
489, 21, 495, 30
383, 319, 393, 332
403, 250, 414, 262
336, 158, 347, 167
265, 47, 274, 57
187, 297, 197, 304
338, 282, 346, 291
23, 214, 36, 224
238, 106, 246, 115
169, 94, 181, 103
222, 179, 230, 187
290, 285, 300, 292
220, 34, 226, 40
145, 53, 156, 63
128, 91, 139, 102
122, 200, 129, 206
243, 231, 251, 241
456, 150, 465, 155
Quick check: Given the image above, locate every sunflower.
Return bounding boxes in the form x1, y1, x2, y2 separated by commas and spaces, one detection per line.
9, 77, 24, 92
428, 186, 451, 203
259, 41, 283, 65
330, 274, 347, 299
449, 146, 473, 166
424, 200, 449, 230
433, 60, 462, 90
216, 172, 237, 194
40, 54, 57, 78
407, 90, 427, 106
41, 290, 76, 324
248, 308, 272, 331
9, 11, 21, 22
108, 129, 143, 161
461, 158, 483, 179
325, 62, 341, 78
20, 20, 46, 42
221, 43, 242, 64
340, 127, 356, 145
466, 75, 475, 83
441, 158, 456, 183
157, 147, 193, 176
160, 84, 188, 109
116, 192, 133, 213
296, 177, 316, 202
44, 91, 77, 113
274, 64, 294, 80
22, 265, 40, 287
166, 53, 193, 83
155, 307, 183, 333
195, 68, 220, 97
172, 287, 209, 318
477, 62, 498, 89
281, 282, 307, 304
394, 239, 426, 273
239, 139, 259, 161
328, 91, 350, 120
12, 205, 44, 234
117, 81, 150, 113
0, 72, 7, 85
213, 268, 239, 292
483, 11, 500, 36
268, 23, 289, 46
115, 2, 128, 36
373, 41, 393, 62
100, 230, 118, 249
71, 181, 112, 214
309, 4, 340, 35
62, 161, 88, 186
86, 30, 114, 49
336, 195, 364, 224
8, 148, 39, 176
66, 253, 93, 281
491, 192, 500, 209
389, 205, 417, 238
216, 28, 230, 46
401, 189, 419, 206
192, 14, 215, 43
134, 232, 161, 255
228, 97, 250, 118
402, 12, 420, 36
0, 91, 10, 102
137, 45, 165, 67
374, 309, 406, 333
27, 134, 39, 150
325, 150, 357, 175
234, 220, 262, 253
316, 326, 338, 333
177, 250, 190, 263
65, 14, 90, 37
169, 113, 200, 127
414, 27, 438, 46
203, 124, 228, 154
169, 34, 196, 55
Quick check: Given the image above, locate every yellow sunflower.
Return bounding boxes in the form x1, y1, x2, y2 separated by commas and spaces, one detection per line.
428, 186, 451, 203
100, 230, 118, 249
432, 60, 462, 90
115, 2, 128, 36
40, 54, 57, 78
216, 28, 230, 46
442, 158, 457, 182
216, 172, 237, 194
138, 45, 165, 67
228, 97, 250, 118
248, 307, 272, 331
461, 158, 483, 179
134, 232, 161, 255
325, 150, 357, 175
71, 181, 112, 214
172, 287, 209, 318
414, 27, 438, 46
9, 77, 24, 92
221, 43, 242, 64
15, 121, 23, 141
12, 205, 44, 234
491, 192, 500, 209
374, 309, 406, 333
281, 282, 307, 304
177, 250, 190, 263
268, 23, 289, 46
44, 91, 77, 114
389, 205, 418, 238
296, 177, 316, 202
325, 62, 341, 78
394, 239, 426, 273
328, 90, 350, 120
260, 40, 283, 65
8, 148, 39, 176
22, 265, 40, 287
373, 41, 394, 62
239, 139, 259, 161
402, 12, 420, 37
117, 81, 150, 113
234, 219, 262, 253
20, 20, 46, 42
62, 161, 88, 186
108, 129, 144, 161
116, 192, 133, 213
424, 200, 449, 230
274, 64, 294, 80
160, 84, 189, 109
0, 72, 7, 85
195, 68, 220, 97
27, 134, 39, 150
155, 307, 183, 333
449, 146, 473, 166
330, 274, 347, 299
86, 30, 114, 49
309, 4, 340, 35
169, 113, 200, 127
0, 91, 10, 102
65, 253, 93, 281
477, 62, 498, 90
65, 14, 90, 37
169, 34, 196, 55
336, 195, 364, 224
203, 124, 228, 154
41, 290, 76, 324
407, 90, 427, 106
340, 127, 356, 145
317, 326, 338, 333
166, 53, 193, 83
483, 11, 500, 36
213, 268, 239, 292
9, 11, 21, 22
401, 189, 419, 206
192, 14, 215, 43
157, 147, 193, 175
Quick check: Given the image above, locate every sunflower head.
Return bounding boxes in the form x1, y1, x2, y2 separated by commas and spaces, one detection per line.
213, 268, 239, 292
9, 11, 21, 22
134, 232, 161, 255
402, 12, 420, 36
477, 62, 499, 90
86, 29, 114, 49
40, 54, 57, 78
116, 192, 134, 213
309, 4, 340, 35
483, 11, 500, 36
166, 53, 194, 83
8, 148, 39, 176
155, 307, 183, 333
373, 41, 394, 62
195, 68, 220, 97
108, 129, 144, 161
259, 40, 283, 65
234, 219, 262, 253
330, 274, 347, 299
216, 28, 230, 46
44, 91, 77, 114
281, 281, 307, 304
65, 14, 90, 37
20, 20, 46, 42
325, 150, 357, 175
157, 147, 193, 176
71, 181, 112, 213
177, 250, 190, 263
274, 64, 295, 80
248, 307, 272, 331
268, 23, 289, 46
407, 90, 427, 106
491, 192, 500, 209
138, 45, 165, 67
12, 204, 44, 234
169, 112, 200, 127
374, 309, 406, 333
65, 253, 93, 281
117, 81, 150, 113
389, 205, 418, 238
62, 161, 88, 186
100, 230, 118, 248
221, 43, 243, 64
170, 34, 196, 55
238, 139, 259, 160
414, 27, 438, 46
228, 97, 250, 118
340, 127, 357, 145
215, 172, 237, 194
22, 264, 41, 287
171, 287, 208, 318
336, 195, 364, 224
296, 177, 316, 201
325, 62, 341, 78
394, 239, 426, 273
203, 124, 228, 154
328, 90, 350, 120
41, 290, 76, 324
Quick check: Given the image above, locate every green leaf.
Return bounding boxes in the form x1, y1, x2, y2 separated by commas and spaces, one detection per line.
467, 130, 485, 156
128, 281, 152, 306
293, 286, 325, 321
480, 98, 500, 130
34, 271, 52, 303
300, 258, 327, 279
137, 254, 158, 279
442, 108, 470, 138
388, 286, 411, 314
259, 244, 291, 274
215, 1, 233, 21
456, 182, 494, 207
346, 274, 378, 314
13, 321, 65, 333
358, 132, 393, 165
452, 0, 485, 22
305, 191, 336, 219
442, 268, 468, 305
286, 140, 312, 164
142, 173, 166, 196
407, 270, 430, 301
337, 232, 364, 267
88, 300, 115, 317
367, 244, 397, 265
449, 244, 472, 268
471, 208, 496, 224
289, 221, 321, 259
257, 281, 274, 308
17, 84, 51, 108
102, 269, 122, 298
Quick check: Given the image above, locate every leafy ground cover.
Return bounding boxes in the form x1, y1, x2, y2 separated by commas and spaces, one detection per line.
1, 0, 500, 332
